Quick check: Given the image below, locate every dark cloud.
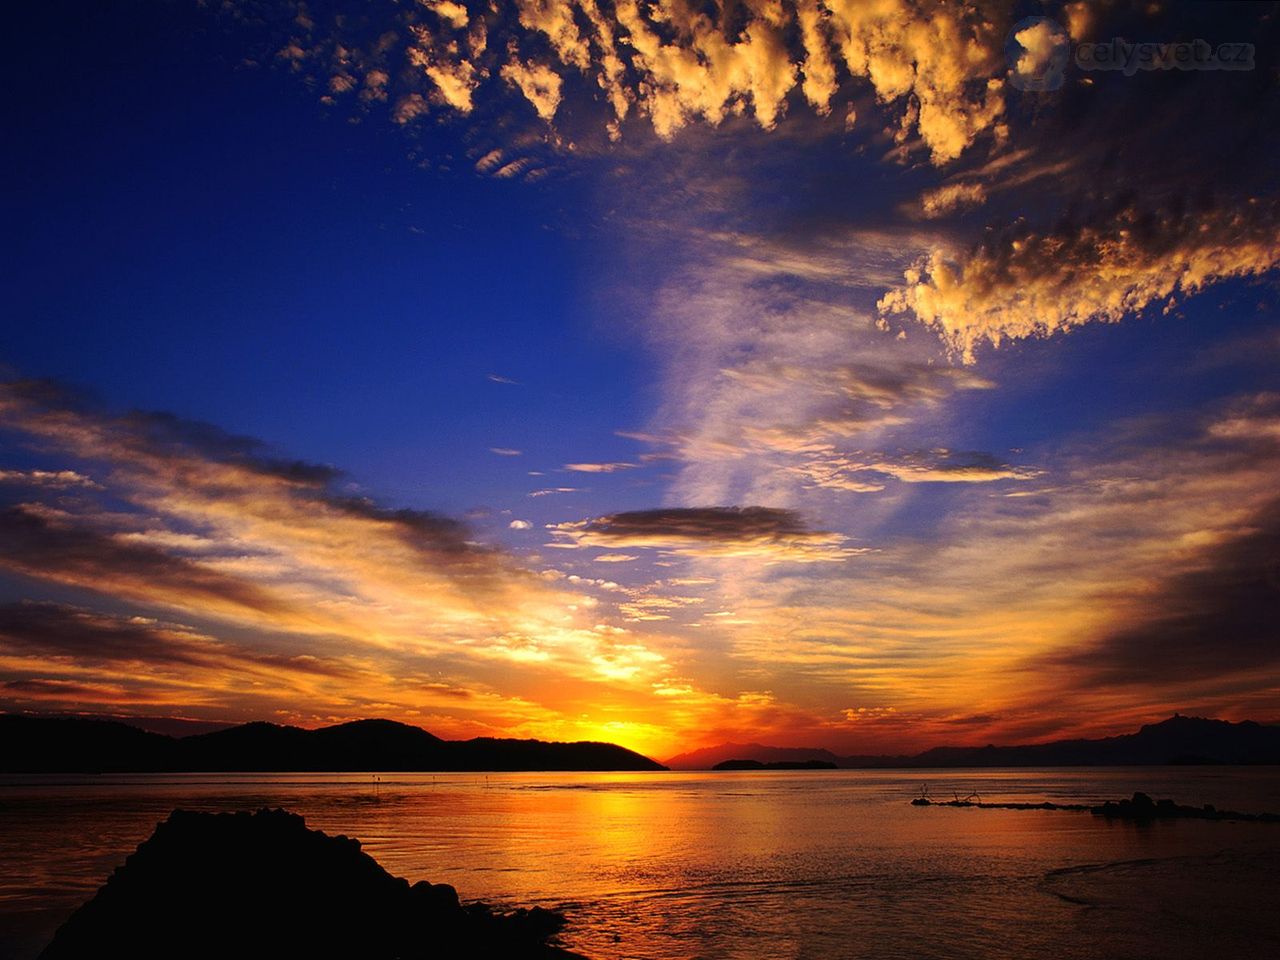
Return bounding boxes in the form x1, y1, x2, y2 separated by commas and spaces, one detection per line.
1, 378, 496, 571
0, 378, 345, 488
328, 496, 482, 557
122, 409, 344, 486
0, 379, 78, 412
0, 602, 214, 668
1033, 2, 1280, 195
1, 379, 342, 487
1, 678, 133, 702
572, 506, 816, 543
0, 601, 351, 678
551, 505, 861, 562
854, 449, 1039, 483
883, 2, 1280, 356
1047, 499, 1280, 686
0, 506, 289, 616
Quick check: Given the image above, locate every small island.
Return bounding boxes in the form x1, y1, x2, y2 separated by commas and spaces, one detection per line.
712, 759, 838, 770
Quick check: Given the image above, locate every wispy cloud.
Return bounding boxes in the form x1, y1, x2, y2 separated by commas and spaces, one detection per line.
528, 486, 580, 497
563, 461, 637, 473
0, 379, 711, 751
0, 468, 100, 489
0, 504, 293, 622
1041, 497, 1280, 689
11, 1, 1280, 757
816, 449, 1040, 486
0, 601, 307, 672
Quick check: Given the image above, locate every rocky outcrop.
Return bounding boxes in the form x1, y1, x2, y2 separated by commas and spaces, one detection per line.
911, 791, 1280, 822
39, 808, 582, 959
1093, 791, 1280, 823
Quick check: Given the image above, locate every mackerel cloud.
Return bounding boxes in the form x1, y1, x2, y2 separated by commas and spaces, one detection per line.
262, 0, 1013, 162
253, 1, 1280, 361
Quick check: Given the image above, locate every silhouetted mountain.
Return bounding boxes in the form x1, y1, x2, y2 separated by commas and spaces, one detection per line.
39, 808, 580, 959
441, 736, 662, 772
0, 715, 178, 773
0, 715, 666, 772
665, 742, 841, 770
668, 717, 1280, 769
48, 714, 235, 738
869, 716, 1280, 768
180, 719, 448, 772
713, 759, 838, 770
11, 714, 1273, 773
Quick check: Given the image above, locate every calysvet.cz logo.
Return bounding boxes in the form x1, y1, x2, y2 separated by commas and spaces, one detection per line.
1007, 16, 1256, 91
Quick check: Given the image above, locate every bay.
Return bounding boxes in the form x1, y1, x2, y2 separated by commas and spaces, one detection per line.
2, 767, 1279, 959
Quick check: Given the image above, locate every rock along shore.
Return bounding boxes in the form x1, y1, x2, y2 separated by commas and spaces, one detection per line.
910, 790, 1280, 822
40, 808, 585, 960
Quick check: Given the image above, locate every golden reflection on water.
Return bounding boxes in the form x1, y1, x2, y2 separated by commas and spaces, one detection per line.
2, 769, 1280, 959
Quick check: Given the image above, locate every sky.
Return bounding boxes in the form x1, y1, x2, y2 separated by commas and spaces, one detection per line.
2, 0, 1278, 760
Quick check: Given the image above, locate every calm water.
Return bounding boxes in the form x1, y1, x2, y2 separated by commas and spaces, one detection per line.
2, 768, 1279, 959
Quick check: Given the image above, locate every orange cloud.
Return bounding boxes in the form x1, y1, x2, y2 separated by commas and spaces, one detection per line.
881, 203, 1280, 360
260, 0, 1013, 163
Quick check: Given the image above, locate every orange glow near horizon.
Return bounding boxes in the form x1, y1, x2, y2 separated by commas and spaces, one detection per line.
4, 2, 1280, 762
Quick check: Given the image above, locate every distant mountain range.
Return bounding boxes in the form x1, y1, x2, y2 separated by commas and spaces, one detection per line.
6, 714, 1276, 774
0, 716, 666, 773
712, 759, 838, 770
666, 716, 1280, 770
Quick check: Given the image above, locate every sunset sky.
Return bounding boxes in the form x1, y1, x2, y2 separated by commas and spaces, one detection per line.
2, 0, 1278, 760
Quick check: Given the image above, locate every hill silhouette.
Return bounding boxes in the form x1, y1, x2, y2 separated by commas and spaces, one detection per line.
0, 715, 665, 772
669, 716, 1280, 770
665, 742, 841, 770
713, 759, 838, 770
8, 714, 1275, 773
39, 808, 579, 959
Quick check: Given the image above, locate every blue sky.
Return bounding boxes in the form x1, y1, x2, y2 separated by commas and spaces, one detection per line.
5, 1, 653, 518
1, 1, 1278, 757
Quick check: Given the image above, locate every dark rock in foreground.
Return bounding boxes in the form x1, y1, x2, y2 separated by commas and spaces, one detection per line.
39, 808, 582, 960
911, 791, 1280, 823
713, 759, 838, 770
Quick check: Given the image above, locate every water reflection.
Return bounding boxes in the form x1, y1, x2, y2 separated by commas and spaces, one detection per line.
2, 769, 1279, 959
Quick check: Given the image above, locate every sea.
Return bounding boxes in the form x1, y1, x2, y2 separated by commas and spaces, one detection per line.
2, 767, 1279, 959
